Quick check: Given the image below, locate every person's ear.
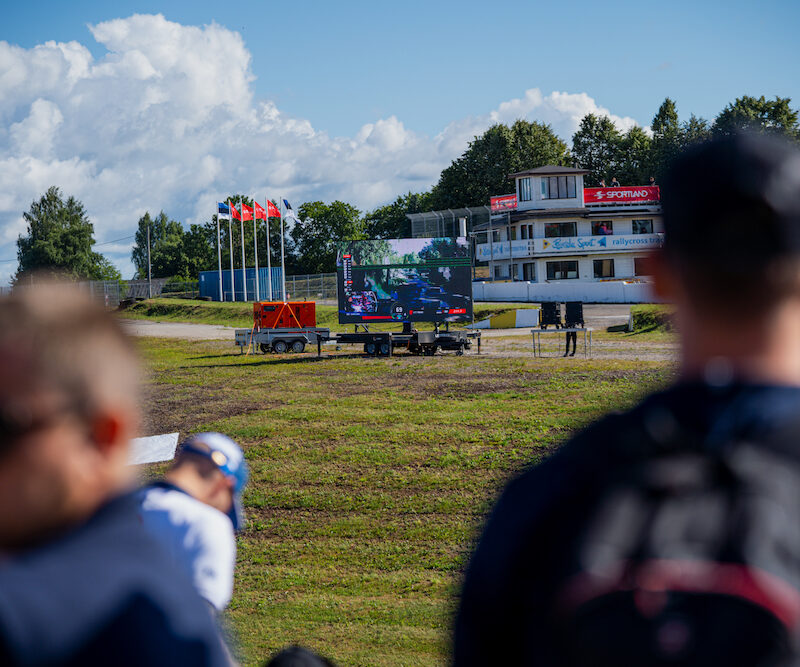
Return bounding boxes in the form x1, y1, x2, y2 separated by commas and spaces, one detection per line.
88, 412, 124, 455
646, 250, 678, 302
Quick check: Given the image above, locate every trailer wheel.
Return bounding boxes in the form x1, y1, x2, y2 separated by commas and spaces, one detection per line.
260, 344, 270, 354
273, 340, 288, 354
456, 347, 464, 356
364, 341, 377, 355
291, 340, 306, 354
379, 341, 391, 356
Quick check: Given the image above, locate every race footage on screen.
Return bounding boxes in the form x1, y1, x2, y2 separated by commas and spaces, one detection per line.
336, 238, 473, 324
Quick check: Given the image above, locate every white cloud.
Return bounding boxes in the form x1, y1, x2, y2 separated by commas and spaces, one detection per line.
0, 14, 643, 283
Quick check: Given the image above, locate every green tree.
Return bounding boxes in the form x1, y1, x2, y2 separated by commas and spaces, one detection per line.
364, 191, 432, 239
571, 114, 623, 186
617, 125, 653, 186
429, 120, 570, 208
132, 212, 185, 279
680, 114, 712, 151
182, 223, 216, 278
289, 201, 364, 274
15, 186, 119, 282
712, 95, 799, 140
650, 98, 682, 179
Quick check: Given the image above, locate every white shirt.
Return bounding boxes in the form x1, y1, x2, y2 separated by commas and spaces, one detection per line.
139, 483, 236, 611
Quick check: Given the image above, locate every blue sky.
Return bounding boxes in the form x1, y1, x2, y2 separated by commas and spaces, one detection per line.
5, 0, 798, 136
0, 0, 798, 281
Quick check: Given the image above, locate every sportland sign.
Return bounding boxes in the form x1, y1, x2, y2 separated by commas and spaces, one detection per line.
584, 186, 660, 205
490, 194, 517, 213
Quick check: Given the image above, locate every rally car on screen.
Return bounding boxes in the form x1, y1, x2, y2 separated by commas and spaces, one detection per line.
346, 291, 378, 313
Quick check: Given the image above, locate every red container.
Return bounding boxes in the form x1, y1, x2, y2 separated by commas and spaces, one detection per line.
253, 301, 316, 330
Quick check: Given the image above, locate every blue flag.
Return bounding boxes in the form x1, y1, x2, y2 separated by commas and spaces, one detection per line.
217, 202, 231, 219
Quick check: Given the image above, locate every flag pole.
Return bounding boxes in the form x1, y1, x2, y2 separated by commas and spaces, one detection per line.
228, 200, 235, 301
240, 202, 247, 302
279, 197, 287, 302
253, 195, 260, 302
266, 197, 273, 301
216, 205, 223, 302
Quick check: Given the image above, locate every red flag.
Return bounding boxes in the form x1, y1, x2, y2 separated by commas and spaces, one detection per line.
230, 203, 241, 220
253, 201, 266, 220
241, 203, 254, 221
267, 200, 281, 218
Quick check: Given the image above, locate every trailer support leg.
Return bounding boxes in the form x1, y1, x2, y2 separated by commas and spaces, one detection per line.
317, 338, 322, 358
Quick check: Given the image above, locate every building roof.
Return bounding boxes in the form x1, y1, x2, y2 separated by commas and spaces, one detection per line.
508, 165, 591, 178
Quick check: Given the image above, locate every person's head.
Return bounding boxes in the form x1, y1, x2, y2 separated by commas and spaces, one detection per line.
265, 645, 335, 667
651, 133, 800, 378
0, 281, 140, 551
599, 178, 606, 186
649, 175, 656, 183
654, 133, 800, 320
167, 432, 248, 530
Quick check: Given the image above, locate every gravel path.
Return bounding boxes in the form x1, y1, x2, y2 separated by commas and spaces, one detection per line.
119, 319, 239, 340
119, 305, 676, 362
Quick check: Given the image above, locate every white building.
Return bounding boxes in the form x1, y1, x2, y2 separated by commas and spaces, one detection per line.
474, 166, 663, 284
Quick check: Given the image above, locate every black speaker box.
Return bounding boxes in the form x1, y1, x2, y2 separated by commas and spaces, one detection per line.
565, 301, 584, 328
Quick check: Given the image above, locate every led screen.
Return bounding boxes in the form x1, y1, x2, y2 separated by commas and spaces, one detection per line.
336, 238, 472, 324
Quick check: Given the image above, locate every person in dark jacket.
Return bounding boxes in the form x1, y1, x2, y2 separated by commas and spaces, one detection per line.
454, 133, 800, 666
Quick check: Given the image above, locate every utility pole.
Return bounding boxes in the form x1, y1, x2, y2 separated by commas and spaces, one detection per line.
146, 222, 152, 299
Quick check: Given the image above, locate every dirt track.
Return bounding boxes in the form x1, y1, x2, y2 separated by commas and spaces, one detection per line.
120, 319, 237, 340
119, 305, 634, 341
120, 303, 677, 363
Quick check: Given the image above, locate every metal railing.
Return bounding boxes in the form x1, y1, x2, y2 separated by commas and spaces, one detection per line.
283, 273, 337, 302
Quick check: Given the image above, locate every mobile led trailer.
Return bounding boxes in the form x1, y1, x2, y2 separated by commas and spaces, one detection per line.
336, 237, 473, 324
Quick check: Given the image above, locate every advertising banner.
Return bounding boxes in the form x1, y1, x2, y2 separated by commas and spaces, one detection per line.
584, 186, 660, 205
475, 240, 534, 261
490, 194, 517, 212
534, 234, 664, 254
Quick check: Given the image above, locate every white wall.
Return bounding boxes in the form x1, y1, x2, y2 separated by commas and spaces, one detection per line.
472, 280, 662, 304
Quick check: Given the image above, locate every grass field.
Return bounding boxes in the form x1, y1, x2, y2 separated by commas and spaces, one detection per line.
138, 334, 675, 665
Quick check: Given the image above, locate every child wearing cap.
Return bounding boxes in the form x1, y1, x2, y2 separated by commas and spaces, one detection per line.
139, 432, 249, 612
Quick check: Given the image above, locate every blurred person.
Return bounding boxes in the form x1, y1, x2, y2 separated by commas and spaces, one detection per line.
454, 133, 800, 666
650, 175, 657, 186
264, 645, 336, 667
598, 178, 607, 187
0, 283, 230, 665
610, 176, 621, 187
562, 330, 576, 357
139, 432, 249, 612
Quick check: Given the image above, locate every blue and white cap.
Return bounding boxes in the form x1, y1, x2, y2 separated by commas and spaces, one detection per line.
180, 432, 249, 531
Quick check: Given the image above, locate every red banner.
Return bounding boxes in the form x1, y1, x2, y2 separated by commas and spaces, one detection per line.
490, 194, 517, 212
584, 186, 660, 205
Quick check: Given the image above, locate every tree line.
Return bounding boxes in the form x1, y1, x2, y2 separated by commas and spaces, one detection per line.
15, 95, 799, 283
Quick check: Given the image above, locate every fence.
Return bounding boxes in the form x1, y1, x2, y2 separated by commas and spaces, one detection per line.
471, 280, 662, 304
2, 272, 336, 307
284, 273, 337, 302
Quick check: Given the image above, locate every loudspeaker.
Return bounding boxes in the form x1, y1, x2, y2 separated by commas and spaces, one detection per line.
565, 301, 584, 328
540, 301, 562, 329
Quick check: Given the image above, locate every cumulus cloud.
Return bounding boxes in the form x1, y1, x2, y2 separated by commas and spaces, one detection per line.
0, 14, 641, 282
